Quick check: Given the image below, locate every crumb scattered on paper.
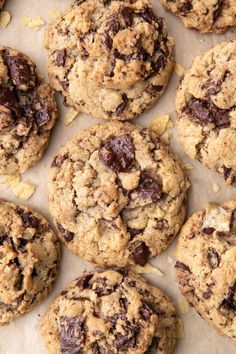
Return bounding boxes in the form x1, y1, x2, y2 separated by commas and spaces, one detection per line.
167, 256, 175, 265
64, 108, 78, 125
184, 163, 193, 170
150, 115, 173, 144
178, 299, 190, 314
174, 63, 186, 77
49, 7, 61, 19
21, 16, 45, 30
212, 183, 220, 193
176, 317, 185, 338
0, 11, 11, 28
131, 263, 164, 277
1, 175, 36, 200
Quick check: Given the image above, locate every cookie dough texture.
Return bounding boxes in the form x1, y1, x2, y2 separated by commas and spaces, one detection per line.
175, 200, 236, 340
160, 0, 236, 33
40, 269, 177, 354
176, 40, 236, 186
45, 0, 174, 121
0, 46, 58, 175
48, 121, 189, 267
0, 199, 60, 325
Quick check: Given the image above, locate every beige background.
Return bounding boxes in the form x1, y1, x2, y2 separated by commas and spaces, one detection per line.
0, 0, 235, 353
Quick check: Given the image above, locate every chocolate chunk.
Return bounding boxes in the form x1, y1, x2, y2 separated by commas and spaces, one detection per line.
223, 166, 231, 180
128, 227, 144, 240
99, 134, 135, 172
180, 0, 193, 14
59, 316, 85, 354
15, 273, 24, 290
131, 241, 150, 266
220, 283, 236, 311
175, 261, 191, 272
35, 107, 50, 126
151, 85, 163, 93
151, 54, 166, 73
51, 154, 69, 168
16, 208, 39, 229
0, 234, 10, 246
0, 86, 21, 117
77, 274, 93, 289
93, 277, 114, 296
107, 16, 120, 33
136, 171, 163, 202
116, 94, 128, 115
103, 33, 113, 50
114, 324, 140, 349
120, 7, 133, 26
202, 227, 215, 234
139, 303, 152, 320
5, 55, 33, 88
137, 6, 156, 24
206, 247, 220, 269
185, 98, 230, 127
56, 49, 66, 67
213, 0, 223, 22
58, 224, 74, 242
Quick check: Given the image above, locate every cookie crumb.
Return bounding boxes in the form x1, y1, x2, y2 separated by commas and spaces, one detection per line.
184, 163, 193, 170
131, 263, 164, 277
150, 115, 171, 136
21, 16, 45, 30
2, 175, 36, 200
212, 183, 220, 193
49, 7, 61, 19
0, 11, 11, 28
64, 108, 78, 125
176, 317, 185, 338
177, 299, 190, 314
167, 256, 175, 265
174, 63, 186, 77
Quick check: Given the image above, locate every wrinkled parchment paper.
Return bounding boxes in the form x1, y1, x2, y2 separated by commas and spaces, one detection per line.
0, 0, 235, 353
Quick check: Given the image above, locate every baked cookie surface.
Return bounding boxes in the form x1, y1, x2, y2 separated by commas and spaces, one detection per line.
45, 0, 174, 121
160, 0, 236, 33
0, 199, 60, 325
48, 121, 189, 267
176, 40, 236, 186
175, 200, 236, 340
40, 269, 177, 354
0, 47, 58, 175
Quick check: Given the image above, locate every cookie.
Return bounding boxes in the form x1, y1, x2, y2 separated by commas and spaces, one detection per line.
160, 0, 236, 33
0, 0, 6, 11
176, 40, 236, 186
0, 46, 58, 175
175, 200, 236, 340
48, 121, 189, 267
44, 0, 174, 121
40, 269, 177, 354
0, 199, 60, 325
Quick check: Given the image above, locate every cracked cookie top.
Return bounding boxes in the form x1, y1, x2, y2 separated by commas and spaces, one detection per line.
0, 46, 58, 175
44, 0, 174, 121
48, 121, 189, 267
160, 0, 236, 33
40, 269, 177, 354
175, 200, 236, 340
176, 40, 236, 186
0, 199, 60, 325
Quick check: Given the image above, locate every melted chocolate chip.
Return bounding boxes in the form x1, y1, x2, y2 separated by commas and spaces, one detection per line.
206, 247, 220, 269
139, 303, 152, 320
16, 208, 39, 229
185, 98, 230, 127
0, 86, 21, 117
99, 134, 135, 172
136, 171, 163, 202
223, 166, 231, 180
104, 33, 113, 50
202, 227, 215, 234
180, 0, 193, 14
51, 154, 69, 168
202, 286, 213, 299
116, 94, 128, 115
93, 277, 114, 296
128, 227, 144, 240
35, 107, 50, 126
58, 224, 74, 242
151, 54, 167, 73
137, 6, 156, 24
131, 241, 150, 266
59, 316, 85, 354
220, 283, 236, 311
213, 0, 223, 22
77, 274, 93, 290
114, 324, 140, 349
5, 54, 33, 87
120, 6, 133, 26
107, 16, 120, 33
175, 261, 191, 272
56, 49, 66, 67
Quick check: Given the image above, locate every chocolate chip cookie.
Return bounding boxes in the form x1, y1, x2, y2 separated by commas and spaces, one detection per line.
160, 0, 236, 33
175, 200, 236, 340
0, 199, 60, 325
176, 40, 236, 186
0, 46, 58, 175
44, 0, 174, 121
48, 121, 189, 267
40, 269, 177, 354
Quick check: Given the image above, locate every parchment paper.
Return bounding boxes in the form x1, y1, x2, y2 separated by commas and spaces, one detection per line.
0, 0, 235, 353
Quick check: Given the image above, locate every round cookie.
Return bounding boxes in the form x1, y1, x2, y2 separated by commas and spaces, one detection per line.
0, 46, 58, 175
48, 121, 189, 267
175, 200, 236, 340
176, 40, 236, 186
40, 269, 177, 354
160, 0, 236, 33
0, 199, 60, 325
44, 0, 174, 121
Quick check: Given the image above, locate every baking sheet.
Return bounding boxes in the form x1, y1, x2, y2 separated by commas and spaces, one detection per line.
0, 0, 235, 353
